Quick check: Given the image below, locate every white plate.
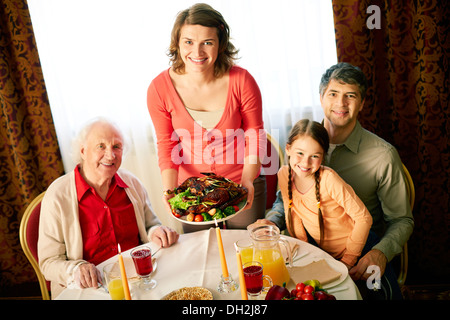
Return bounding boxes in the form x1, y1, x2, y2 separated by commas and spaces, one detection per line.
292, 256, 348, 289
171, 199, 247, 225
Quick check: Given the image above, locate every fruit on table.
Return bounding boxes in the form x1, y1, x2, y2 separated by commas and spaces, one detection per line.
267, 280, 336, 300
304, 279, 322, 290
314, 290, 335, 300
265, 283, 290, 300
301, 293, 314, 300
294, 280, 336, 300
295, 282, 305, 293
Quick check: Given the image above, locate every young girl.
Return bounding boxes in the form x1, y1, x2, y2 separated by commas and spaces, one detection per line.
279, 119, 372, 268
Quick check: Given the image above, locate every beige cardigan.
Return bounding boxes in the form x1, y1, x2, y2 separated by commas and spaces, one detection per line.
38, 168, 161, 298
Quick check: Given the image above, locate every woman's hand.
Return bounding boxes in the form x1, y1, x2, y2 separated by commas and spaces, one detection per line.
161, 168, 178, 215
162, 191, 175, 215
241, 179, 255, 211
240, 155, 260, 212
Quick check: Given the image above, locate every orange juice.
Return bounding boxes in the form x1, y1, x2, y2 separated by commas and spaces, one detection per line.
107, 278, 125, 300
253, 248, 290, 286
240, 247, 254, 265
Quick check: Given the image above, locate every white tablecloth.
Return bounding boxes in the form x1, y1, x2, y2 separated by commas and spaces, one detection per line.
55, 229, 361, 300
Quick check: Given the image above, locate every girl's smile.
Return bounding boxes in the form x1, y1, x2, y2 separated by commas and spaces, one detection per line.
286, 135, 324, 180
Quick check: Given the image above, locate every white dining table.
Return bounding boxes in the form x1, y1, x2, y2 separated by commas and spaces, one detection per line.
55, 228, 362, 300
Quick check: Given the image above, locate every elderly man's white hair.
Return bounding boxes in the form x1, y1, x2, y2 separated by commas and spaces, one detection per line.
71, 117, 129, 164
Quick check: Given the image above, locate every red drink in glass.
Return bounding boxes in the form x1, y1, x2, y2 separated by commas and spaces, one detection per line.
130, 246, 157, 290
243, 261, 272, 298
131, 248, 153, 276
243, 265, 263, 294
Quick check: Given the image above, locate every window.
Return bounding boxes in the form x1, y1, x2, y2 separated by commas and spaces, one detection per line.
28, 0, 337, 230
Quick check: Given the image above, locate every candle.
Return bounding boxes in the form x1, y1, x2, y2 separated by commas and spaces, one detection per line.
234, 242, 248, 300
215, 219, 229, 277
117, 244, 132, 300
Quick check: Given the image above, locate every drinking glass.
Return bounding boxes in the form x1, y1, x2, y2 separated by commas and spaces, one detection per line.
131, 246, 157, 290
235, 238, 254, 265
103, 262, 125, 300
243, 261, 273, 298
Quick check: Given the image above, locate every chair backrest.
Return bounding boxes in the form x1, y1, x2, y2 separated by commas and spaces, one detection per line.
402, 163, 415, 210
262, 133, 285, 210
397, 163, 415, 286
19, 191, 51, 300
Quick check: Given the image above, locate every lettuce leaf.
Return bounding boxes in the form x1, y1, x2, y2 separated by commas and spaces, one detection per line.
168, 189, 198, 210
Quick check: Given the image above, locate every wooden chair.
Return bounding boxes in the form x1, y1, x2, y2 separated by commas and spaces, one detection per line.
397, 163, 415, 286
19, 191, 51, 300
262, 133, 285, 210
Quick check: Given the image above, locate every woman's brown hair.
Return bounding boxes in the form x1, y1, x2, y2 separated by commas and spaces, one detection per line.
168, 3, 239, 77
286, 119, 329, 247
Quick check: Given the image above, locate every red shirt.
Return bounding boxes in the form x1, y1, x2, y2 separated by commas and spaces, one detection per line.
75, 166, 140, 265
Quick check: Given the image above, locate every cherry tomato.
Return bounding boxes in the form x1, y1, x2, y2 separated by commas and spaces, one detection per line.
301, 293, 314, 300
296, 282, 305, 293
232, 205, 240, 212
172, 209, 181, 218
303, 285, 314, 295
194, 214, 204, 222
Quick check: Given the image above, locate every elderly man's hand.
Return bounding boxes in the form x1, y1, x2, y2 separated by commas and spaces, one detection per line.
74, 263, 102, 288
151, 226, 179, 248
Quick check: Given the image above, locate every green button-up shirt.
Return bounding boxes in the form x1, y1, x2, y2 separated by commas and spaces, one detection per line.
268, 121, 414, 261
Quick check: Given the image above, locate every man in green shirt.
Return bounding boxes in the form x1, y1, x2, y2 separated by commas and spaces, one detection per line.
259, 62, 414, 299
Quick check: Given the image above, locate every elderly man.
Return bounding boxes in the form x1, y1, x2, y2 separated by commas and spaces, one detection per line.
253, 63, 414, 299
38, 117, 179, 299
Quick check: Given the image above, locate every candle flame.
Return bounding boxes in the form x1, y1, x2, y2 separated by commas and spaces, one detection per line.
234, 242, 239, 253
118, 243, 121, 254
214, 218, 218, 227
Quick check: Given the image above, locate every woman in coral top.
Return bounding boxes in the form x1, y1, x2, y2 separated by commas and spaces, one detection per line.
279, 119, 372, 268
147, 3, 266, 231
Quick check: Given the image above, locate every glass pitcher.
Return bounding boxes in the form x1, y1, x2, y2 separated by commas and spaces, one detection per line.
249, 224, 292, 287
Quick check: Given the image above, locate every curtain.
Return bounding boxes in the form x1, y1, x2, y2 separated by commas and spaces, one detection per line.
26, 0, 337, 233
332, 0, 449, 283
0, 0, 64, 293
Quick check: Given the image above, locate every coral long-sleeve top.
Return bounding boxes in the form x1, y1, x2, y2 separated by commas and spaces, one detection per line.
278, 165, 373, 266
147, 66, 265, 184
